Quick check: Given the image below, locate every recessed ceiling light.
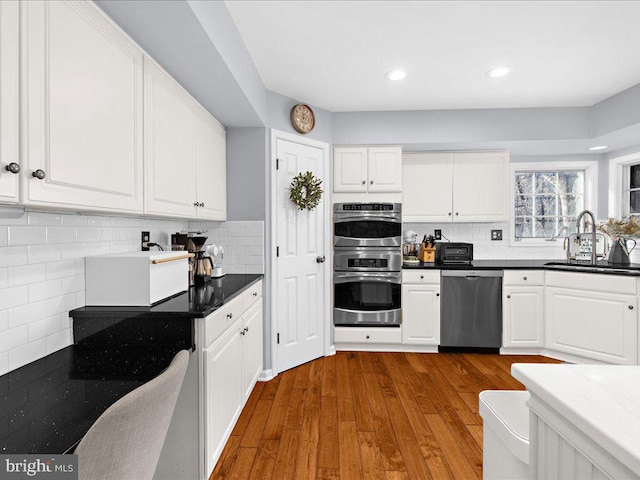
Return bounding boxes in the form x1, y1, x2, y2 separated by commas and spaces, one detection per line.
385, 70, 407, 82
486, 66, 511, 78
588, 145, 608, 151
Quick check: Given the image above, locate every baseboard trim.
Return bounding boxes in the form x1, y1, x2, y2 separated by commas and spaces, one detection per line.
327, 345, 337, 356
500, 347, 543, 355
335, 343, 439, 353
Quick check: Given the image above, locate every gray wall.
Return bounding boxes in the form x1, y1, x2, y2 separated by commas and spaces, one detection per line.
266, 90, 334, 144
226, 128, 267, 221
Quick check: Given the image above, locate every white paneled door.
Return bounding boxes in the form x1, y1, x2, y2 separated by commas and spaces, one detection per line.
275, 138, 325, 373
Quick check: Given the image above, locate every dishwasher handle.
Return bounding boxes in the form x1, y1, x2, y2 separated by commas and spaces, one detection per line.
441, 270, 503, 278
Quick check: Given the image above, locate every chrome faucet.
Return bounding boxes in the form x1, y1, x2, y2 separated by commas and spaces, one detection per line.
575, 210, 597, 265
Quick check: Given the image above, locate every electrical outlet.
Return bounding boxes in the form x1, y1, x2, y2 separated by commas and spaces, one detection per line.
434, 229, 442, 240
491, 229, 503, 241
141, 231, 150, 251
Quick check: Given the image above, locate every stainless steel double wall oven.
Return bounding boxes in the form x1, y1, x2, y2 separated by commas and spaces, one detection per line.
333, 203, 402, 327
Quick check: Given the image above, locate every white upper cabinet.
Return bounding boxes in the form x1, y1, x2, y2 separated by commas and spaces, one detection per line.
403, 152, 454, 222
144, 57, 227, 220
144, 57, 197, 218
452, 151, 509, 222
403, 151, 509, 222
0, 0, 19, 204
195, 106, 227, 221
334, 146, 402, 194
21, 0, 144, 213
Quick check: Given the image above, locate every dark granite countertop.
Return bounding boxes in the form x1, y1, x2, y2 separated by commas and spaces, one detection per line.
403, 259, 640, 275
0, 345, 178, 454
70, 273, 263, 319
1, 274, 263, 455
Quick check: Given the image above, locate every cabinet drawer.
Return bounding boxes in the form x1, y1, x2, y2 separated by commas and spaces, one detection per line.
205, 295, 244, 347
503, 270, 544, 286
334, 326, 402, 344
243, 280, 263, 311
402, 270, 440, 284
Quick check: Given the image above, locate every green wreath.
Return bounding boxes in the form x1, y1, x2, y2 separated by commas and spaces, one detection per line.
289, 171, 323, 211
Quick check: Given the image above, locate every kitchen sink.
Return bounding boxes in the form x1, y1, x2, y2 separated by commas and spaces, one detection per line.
543, 262, 635, 274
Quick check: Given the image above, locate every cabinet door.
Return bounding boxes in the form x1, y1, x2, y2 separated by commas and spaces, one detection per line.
368, 146, 402, 192
144, 56, 197, 218
452, 151, 509, 222
0, 0, 19, 203
204, 320, 243, 476
402, 283, 440, 345
334, 147, 368, 193
402, 153, 454, 222
545, 287, 637, 365
242, 301, 263, 400
196, 108, 226, 220
503, 286, 543, 348
22, 1, 143, 213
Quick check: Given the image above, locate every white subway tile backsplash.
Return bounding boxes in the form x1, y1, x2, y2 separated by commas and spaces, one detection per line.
46, 226, 76, 244
28, 244, 62, 264
87, 216, 112, 227
8, 226, 46, 246
46, 293, 78, 317
61, 243, 88, 260
28, 212, 62, 226
46, 328, 72, 355
61, 214, 88, 226
46, 259, 83, 280
0, 352, 7, 376
61, 275, 84, 294
0, 285, 28, 310
76, 227, 100, 242
0, 326, 28, 353
0, 214, 263, 375
9, 338, 47, 371
28, 315, 61, 342
0, 311, 7, 333
7, 264, 46, 287
8, 301, 47, 329
29, 279, 62, 303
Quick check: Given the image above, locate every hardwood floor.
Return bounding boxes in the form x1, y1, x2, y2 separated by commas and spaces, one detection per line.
210, 352, 560, 480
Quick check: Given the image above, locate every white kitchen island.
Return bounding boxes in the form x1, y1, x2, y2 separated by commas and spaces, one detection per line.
511, 364, 640, 479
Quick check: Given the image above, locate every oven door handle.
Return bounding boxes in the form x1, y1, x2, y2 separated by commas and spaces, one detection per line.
334, 272, 401, 284
334, 214, 401, 223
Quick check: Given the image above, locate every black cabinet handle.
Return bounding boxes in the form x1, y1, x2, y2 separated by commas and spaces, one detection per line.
523, 276, 528, 281
629, 305, 634, 310
227, 313, 233, 319
507, 295, 511, 299
436, 293, 440, 297
420, 275, 424, 279
32, 169, 45, 180
365, 335, 370, 339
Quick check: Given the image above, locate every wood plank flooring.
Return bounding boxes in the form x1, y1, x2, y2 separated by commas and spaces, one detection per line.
210, 352, 560, 480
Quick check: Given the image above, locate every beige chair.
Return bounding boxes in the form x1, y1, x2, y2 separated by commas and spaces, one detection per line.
75, 350, 189, 480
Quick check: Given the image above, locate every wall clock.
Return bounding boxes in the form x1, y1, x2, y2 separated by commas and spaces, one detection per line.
290, 103, 315, 134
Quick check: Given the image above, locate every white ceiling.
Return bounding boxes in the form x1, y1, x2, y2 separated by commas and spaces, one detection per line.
225, 1, 640, 112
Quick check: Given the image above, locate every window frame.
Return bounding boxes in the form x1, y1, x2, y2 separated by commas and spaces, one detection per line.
608, 151, 640, 218
510, 161, 598, 247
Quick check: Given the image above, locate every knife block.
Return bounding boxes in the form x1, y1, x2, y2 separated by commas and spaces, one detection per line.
418, 244, 436, 263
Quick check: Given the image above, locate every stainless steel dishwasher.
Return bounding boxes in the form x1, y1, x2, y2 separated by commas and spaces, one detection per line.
440, 270, 503, 349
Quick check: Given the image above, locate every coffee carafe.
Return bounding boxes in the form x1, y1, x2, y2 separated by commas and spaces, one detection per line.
187, 234, 213, 285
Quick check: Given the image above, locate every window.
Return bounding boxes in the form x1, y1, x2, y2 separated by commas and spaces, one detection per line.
511, 161, 597, 244
623, 162, 640, 217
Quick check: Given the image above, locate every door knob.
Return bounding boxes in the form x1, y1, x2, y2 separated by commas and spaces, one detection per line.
32, 169, 45, 180
5, 163, 20, 174
316, 255, 326, 263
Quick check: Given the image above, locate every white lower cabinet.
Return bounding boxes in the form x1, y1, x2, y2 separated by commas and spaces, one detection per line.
202, 280, 263, 477
401, 270, 440, 346
402, 283, 440, 345
502, 271, 545, 349
503, 286, 544, 348
545, 286, 637, 365
204, 319, 243, 476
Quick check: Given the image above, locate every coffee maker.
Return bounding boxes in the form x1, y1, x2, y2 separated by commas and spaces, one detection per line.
172, 232, 213, 286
